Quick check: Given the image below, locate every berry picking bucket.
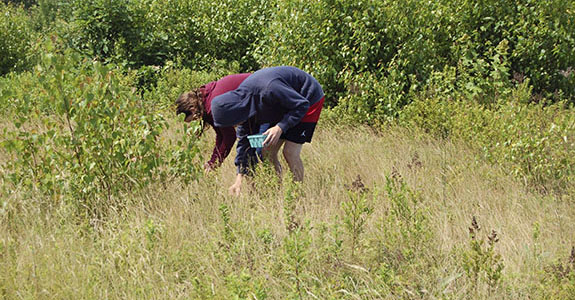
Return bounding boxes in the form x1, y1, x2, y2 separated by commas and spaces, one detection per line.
247, 134, 267, 148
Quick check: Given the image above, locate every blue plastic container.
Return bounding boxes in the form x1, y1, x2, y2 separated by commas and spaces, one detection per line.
247, 134, 267, 148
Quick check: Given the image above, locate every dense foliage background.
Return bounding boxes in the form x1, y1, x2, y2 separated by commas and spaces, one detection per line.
1, 0, 575, 298
2, 0, 574, 99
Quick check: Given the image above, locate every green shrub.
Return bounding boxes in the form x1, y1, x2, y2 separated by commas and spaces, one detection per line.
257, 0, 422, 104
62, 0, 272, 70
0, 2, 36, 75
258, 0, 575, 108
402, 86, 575, 192
67, 0, 137, 62
196, 0, 274, 71
29, 0, 75, 31
2, 0, 36, 8
256, 0, 455, 104
332, 67, 412, 124
123, 0, 205, 67
504, 0, 575, 98
10, 0, 573, 109
0, 48, 201, 217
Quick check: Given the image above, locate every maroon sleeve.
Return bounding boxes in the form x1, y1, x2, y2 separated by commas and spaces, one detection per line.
208, 125, 236, 167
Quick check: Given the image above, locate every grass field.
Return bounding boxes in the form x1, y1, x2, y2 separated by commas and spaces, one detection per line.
1, 121, 574, 299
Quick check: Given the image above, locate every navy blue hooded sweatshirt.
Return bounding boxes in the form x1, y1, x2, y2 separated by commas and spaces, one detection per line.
211, 66, 324, 174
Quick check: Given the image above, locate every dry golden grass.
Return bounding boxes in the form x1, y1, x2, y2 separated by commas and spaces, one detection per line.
1, 121, 574, 299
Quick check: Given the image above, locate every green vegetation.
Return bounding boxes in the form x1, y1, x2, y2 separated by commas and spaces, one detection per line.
0, 0, 574, 298
0, 2, 36, 75
2, 125, 574, 298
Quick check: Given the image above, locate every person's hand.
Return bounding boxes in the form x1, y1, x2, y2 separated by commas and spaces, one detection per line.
229, 174, 243, 196
228, 182, 241, 196
263, 125, 283, 147
203, 162, 214, 174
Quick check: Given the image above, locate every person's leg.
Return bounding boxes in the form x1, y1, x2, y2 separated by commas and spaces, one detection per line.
282, 141, 304, 182
263, 139, 285, 177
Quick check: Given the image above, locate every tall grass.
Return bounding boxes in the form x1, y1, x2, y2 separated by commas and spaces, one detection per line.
1, 121, 573, 299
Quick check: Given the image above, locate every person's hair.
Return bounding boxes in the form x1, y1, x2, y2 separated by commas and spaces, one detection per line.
175, 88, 205, 120
175, 88, 209, 136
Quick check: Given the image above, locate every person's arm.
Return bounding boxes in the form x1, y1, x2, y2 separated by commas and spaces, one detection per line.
206, 126, 236, 170
234, 120, 259, 175
230, 120, 259, 195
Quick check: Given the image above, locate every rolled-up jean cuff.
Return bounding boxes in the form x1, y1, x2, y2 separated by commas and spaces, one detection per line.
237, 165, 253, 175
237, 166, 246, 175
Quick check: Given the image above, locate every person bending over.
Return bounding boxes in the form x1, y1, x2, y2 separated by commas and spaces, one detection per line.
211, 66, 324, 195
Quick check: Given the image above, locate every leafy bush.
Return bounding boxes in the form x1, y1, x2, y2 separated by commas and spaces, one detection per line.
121, 0, 205, 67
61, 0, 271, 71
196, 0, 274, 70
0, 2, 36, 75
8, 0, 573, 110
67, 0, 138, 62
331, 66, 413, 124
257, 0, 575, 109
0, 47, 201, 217
256, 0, 412, 104
2, 0, 36, 8
3, 0, 575, 196
502, 0, 575, 97
28, 0, 75, 31
401, 84, 575, 192
331, 37, 512, 124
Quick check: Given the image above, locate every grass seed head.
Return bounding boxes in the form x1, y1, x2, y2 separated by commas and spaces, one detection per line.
469, 216, 481, 239
488, 230, 499, 246
407, 151, 423, 170
391, 166, 403, 182
346, 174, 369, 194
